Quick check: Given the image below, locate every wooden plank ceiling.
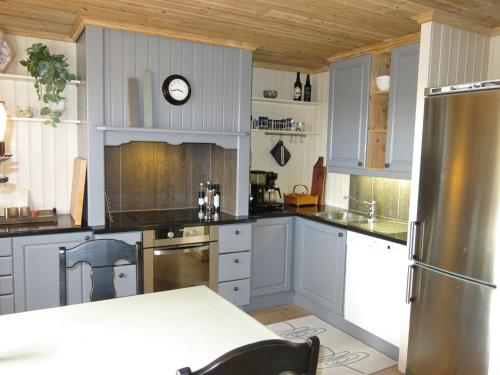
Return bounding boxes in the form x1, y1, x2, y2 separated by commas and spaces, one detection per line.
1, 0, 500, 71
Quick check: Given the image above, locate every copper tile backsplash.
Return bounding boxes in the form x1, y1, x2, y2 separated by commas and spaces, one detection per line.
105, 142, 237, 213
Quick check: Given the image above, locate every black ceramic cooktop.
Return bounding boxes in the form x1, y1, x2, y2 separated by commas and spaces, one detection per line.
125, 208, 248, 226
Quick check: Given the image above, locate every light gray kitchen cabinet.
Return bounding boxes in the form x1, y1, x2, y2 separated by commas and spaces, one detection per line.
385, 43, 420, 179
293, 218, 346, 316
251, 217, 293, 297
13, 232, 93, 312
327, 54, 371, 172
218, 223, 252, 306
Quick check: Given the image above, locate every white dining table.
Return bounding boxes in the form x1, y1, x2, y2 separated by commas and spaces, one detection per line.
0, 286, 279, 374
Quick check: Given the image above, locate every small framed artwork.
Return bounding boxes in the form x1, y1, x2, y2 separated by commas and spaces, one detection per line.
0, 31, 15, 73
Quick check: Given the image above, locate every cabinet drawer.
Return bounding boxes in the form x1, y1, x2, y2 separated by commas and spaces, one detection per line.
218, 279, 250, 306
218, 251, 251, 282
0, 257, 12, 276
0, 275, 13, 295
0, 238, 12, 256
219, 224, 252, 253
0, 294, 14, 315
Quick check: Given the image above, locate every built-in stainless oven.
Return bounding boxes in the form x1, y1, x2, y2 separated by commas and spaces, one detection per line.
143, 225, 218, 293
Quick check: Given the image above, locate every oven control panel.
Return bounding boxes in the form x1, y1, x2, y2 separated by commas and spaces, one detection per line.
155, 225, 209, 240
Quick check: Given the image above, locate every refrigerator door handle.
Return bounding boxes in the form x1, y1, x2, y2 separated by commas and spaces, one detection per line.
408, 221, 420, 260
406, 265, 416, 304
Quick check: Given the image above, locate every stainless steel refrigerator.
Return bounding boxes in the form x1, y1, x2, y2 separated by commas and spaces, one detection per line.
406, 81, 500, 375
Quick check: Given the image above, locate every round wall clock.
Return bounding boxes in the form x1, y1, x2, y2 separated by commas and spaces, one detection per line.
162, 74, 191, 105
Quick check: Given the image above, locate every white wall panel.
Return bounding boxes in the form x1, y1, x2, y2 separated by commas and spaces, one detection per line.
427, 23, 490, 86
0, 34, 78, 213
489, 35, 500, 79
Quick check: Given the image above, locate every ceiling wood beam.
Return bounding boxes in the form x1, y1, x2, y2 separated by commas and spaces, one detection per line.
411, 10, 495, 35
327, 32, 421, 62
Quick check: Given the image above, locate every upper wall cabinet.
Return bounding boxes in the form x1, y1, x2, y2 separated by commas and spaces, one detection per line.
385, 43, 420, 178
97, 29, 252, 133
327, 55, 371, 171
327, 43, 419, 179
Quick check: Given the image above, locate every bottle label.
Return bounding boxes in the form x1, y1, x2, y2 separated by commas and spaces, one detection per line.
294, 87, 301, 99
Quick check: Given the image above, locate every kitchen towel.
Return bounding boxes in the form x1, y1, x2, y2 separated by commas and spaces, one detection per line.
267, 315, 396, 375
270, 140, 291, 166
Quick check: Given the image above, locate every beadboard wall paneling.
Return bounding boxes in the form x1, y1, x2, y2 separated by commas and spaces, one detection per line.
488, 35, 500, 79
102, 29, 251, 132
427, 23, 490, 86
250, 68, 349, 207
0, 34, 78, 213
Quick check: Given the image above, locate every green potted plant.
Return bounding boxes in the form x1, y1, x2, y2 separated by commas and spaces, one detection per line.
20, 43, 76, 127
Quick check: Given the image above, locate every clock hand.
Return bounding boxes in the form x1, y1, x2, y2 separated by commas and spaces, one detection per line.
170, 88, 185, 94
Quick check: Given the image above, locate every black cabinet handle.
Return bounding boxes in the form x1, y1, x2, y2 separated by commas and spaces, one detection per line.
357, 161, 363, 167
338, 232, 344, 237
84, 235, 91, 241
118, 273, 125, 278
234, 230, 240, 235
234, 259, 239, 263
233, 287, 239, 292
385, 163, 390, 168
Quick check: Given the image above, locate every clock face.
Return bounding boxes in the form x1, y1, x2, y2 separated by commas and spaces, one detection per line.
162, 75, 191, 105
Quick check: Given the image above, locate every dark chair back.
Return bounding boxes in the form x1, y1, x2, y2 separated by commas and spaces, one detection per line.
177, 336, 320, 375
59, 239, 143, 305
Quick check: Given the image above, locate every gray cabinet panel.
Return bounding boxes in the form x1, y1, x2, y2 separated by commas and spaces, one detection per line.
0, 238, 12, 256
0, 294, 14, 315
251, 217, 293, 297
13, 232, 93, 312
101, 29, 251, 132
294, 218, 346, 316
327, 55, 371, 172
386, 43, 420, 178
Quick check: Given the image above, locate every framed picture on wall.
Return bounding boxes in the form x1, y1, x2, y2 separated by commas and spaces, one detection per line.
0, 31, 15, 73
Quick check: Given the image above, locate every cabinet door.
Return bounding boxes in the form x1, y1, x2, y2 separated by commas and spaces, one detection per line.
327, 55, 371, 172
345, 232, 407, 346
251, 217, 293, 297
294, 218, 346, 315
13, 232, 93, 312
385, 43, 419, 178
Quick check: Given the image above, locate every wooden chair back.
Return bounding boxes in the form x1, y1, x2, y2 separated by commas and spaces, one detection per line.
59, 239, 143, 305
177, 336, 320, 375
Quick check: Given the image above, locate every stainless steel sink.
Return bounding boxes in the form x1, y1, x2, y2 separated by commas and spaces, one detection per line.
314, 211, 366, 222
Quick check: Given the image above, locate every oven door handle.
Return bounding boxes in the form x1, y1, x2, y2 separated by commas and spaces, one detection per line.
153, 242, 210, 256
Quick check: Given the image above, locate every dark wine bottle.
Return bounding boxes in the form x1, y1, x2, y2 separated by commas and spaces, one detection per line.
293, 72, 302, 101
304, 74, 312, 102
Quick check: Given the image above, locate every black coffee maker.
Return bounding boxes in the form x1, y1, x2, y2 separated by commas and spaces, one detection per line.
250, 170, 283, 212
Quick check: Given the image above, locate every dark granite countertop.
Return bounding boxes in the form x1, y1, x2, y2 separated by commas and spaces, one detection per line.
0, 214, 90, 238
92, 208, 256, 234
0, 207, 407, 246
250, 205, 408, 245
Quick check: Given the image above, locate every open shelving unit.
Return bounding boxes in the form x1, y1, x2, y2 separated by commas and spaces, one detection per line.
251, 129, 319, 137
7, 117, 81, 125
366, 51, 391, 170
0, 73, 80, 85
252, 97, 321, 106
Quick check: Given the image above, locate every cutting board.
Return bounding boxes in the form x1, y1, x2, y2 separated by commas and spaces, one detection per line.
310, 157, 326, 206
70, 158, 87, 226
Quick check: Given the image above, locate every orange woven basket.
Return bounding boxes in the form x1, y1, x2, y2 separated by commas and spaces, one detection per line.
284, 184, 319, 207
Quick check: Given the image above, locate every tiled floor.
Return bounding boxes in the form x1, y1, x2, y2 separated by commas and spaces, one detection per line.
249, 304, 402, 375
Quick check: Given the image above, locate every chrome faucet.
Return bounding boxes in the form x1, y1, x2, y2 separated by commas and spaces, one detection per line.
343, 195, 376, 220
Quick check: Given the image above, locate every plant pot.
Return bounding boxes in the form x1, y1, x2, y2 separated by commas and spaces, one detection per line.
49, 100, 66, 113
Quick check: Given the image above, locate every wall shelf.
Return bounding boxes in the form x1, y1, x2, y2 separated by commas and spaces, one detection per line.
0, 73, 80, 85
96, 126, 248, 136
251, 129, 319, 137
7, 117, 81, 124
252, 97, 321, 106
